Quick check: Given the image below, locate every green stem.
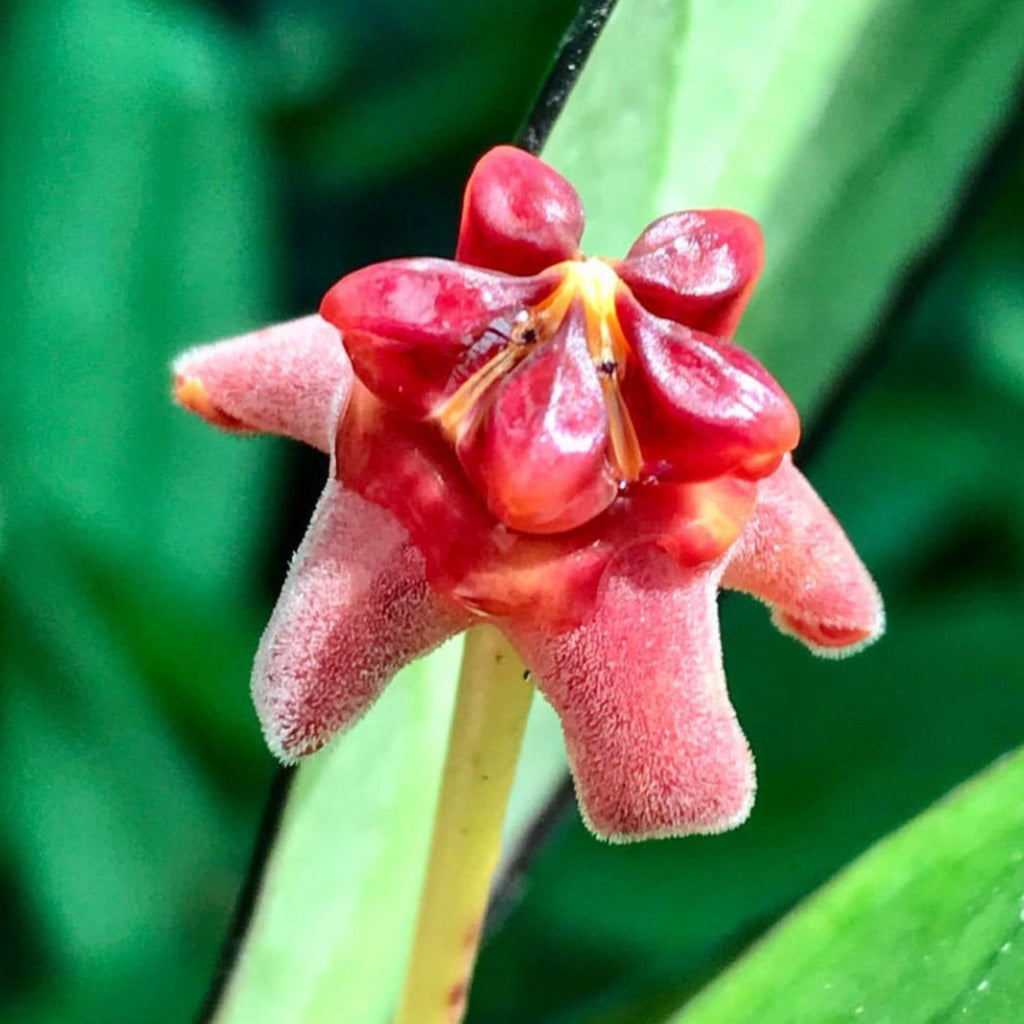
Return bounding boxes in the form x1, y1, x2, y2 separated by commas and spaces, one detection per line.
392, 624, 534, 1024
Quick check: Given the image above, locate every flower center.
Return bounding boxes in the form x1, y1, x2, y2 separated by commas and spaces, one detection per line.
434, 258, 644, 486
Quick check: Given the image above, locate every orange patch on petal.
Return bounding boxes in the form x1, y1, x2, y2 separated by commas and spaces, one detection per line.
174, 375, 250, 432
658, 477, 757, 568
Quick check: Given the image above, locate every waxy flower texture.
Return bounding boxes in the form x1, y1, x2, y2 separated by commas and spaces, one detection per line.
174, 146, 883, 840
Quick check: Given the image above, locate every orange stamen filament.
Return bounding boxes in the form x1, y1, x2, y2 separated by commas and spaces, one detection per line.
600, 375, 644, 485
436, 344, 529, 444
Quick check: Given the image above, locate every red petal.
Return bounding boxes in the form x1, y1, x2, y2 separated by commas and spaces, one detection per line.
172, 315, 351, 452
722, 457, 885, 655
456, 146, 584, 276
506, 545, 755, 840
456, 304, 617, 533
253, 478, 470, 760
337, 383, 619, 630
617, 291, 800, 481
321, 258, 557, 419
616, 210, 764, 338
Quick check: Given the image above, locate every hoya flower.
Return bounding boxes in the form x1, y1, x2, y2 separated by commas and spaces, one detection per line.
174, 146, 883, 841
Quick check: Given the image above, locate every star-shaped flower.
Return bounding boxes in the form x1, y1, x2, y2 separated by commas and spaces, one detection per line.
174, 146, 883, 841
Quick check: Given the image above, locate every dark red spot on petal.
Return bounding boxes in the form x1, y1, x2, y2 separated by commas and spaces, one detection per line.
778, 613, 874, 650
447, 978, 469, 1022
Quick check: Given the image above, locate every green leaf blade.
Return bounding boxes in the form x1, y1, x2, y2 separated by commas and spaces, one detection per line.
674, 749, 1024, 1024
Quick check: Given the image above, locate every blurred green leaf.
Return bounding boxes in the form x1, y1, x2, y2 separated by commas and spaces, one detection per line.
544, 0, 1024, 413
0, 506, 251, 1016
290, 47, 539, 192
673, 747, 1024, 1024
0, 0, 279, 604
0, 0, 282, 1019
278, 2, 578, 192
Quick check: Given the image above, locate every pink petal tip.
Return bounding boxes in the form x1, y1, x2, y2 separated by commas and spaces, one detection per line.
173, 315, 351, 453
508, 545, 756, 841
724, 457, 885, 658
253, 480, 468, 761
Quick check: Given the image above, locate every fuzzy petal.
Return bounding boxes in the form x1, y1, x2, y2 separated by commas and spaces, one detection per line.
456, 145, 584, 276
722, 457, 885, 655
616, 210, 764, 339
508, 545, 755, 841
173, 315, 350, 453
321, 257, 558, 419
253, 479, 470, 760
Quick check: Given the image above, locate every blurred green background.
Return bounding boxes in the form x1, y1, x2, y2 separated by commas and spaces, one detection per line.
2, 1, 1024, 1022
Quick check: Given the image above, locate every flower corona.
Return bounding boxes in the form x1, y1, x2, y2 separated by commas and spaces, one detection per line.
174, 146, 883, 840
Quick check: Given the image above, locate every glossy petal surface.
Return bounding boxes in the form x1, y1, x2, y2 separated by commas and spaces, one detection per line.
616, 210, 764, 339
337, 381, 609, 629
321, 258, 558, 420
457, 145, 584, 275
338, 381, 758, 633
456, 304, 617, 533
617, 292, 801, 481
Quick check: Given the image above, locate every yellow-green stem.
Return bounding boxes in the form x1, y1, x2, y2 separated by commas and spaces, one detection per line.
392, 624, 533, 1024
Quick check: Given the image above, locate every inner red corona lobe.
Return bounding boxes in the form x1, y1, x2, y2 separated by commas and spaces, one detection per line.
455, 302, 618, 534
322, 152, 796, 572
321, 258, 561, 419
615, 292, 801, 482
337, 381, 755, 632
456, 145, 585, 276
614, 210, 765, 339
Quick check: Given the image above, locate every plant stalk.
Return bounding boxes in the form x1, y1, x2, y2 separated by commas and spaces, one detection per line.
392, 624, 534, 1024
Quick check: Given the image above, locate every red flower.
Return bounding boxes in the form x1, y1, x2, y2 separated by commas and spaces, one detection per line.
174, 147, 883, 840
